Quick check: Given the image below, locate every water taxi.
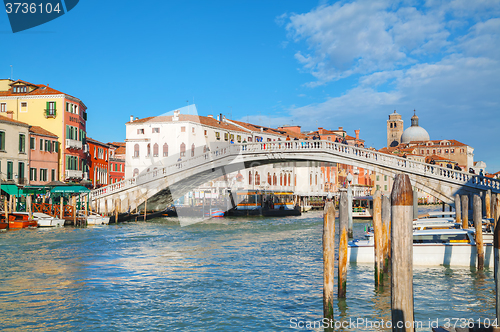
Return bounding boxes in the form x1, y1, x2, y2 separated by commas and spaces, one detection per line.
32, 212, 65, 227
1, 212, 38, 229
348, 228, 494, 267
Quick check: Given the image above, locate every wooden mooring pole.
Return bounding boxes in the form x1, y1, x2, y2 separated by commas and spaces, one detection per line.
60, 196, 63, 219
4, 197, 8, 223
461, 195, 469, 229
347, 186, 353, 238
27, 195, 32, 219
495, 216, 500, 327
72, 196, 76, 226
323, 200, 335, 321
496, 196, 500, 228
474, 194, 484, 270
455, 194, 461, 226
382, 194, 391, 272
391, 174, 414, 332
338, 190, 348, 298
144, 197, 148, 221
373, 191, 383, 286
412, 188, 418, 220
486, 190, 491, 219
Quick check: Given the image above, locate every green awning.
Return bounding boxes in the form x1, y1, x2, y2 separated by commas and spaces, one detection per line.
19, 186, 49, 195
1, 184, 20, 196
50, 185, 90, 194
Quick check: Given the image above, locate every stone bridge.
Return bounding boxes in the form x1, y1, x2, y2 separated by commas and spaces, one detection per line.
89, 141, 500, 213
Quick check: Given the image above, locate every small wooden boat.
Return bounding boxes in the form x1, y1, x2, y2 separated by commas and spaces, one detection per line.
33, 212, 65, 227
2, 212, 38, 228
0, 221, 8, 230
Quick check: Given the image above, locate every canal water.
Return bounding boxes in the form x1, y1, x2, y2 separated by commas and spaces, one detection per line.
0, 206, 495, 331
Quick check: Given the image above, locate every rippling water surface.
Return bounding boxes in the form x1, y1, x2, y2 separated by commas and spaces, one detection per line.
0, 206, 495, 331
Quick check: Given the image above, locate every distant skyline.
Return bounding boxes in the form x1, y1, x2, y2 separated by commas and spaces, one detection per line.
1, 0, 499, 171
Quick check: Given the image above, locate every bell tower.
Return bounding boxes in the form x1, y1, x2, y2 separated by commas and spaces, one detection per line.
387, 110, 403, 147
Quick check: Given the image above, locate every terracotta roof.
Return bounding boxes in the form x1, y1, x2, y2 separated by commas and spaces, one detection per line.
128, 115, 249, 134
425, 155, 456, 163
406, 139, 467, 147
86, 137, 110, 148
108, 141, 126, 147
29, 125, 57, 138
0, 114, 29, 127
229, 120, 286, 136
0, 80, 83, 104
115, 146, 126, 155
280, 128, 306, 139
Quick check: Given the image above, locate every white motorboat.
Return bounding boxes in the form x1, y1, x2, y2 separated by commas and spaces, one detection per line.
348, 228, 494, 267
352, 196, 372, 218
78, 211, 110, 225
33, 212, 65, 227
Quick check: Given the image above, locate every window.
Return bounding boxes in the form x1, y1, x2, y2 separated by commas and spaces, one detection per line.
53, 141, 59, 153
273, 173, 277, 186
146, 144, 151, 157
40, 169, 48, 182
18, 162, 25, 182
181, 126, 186, 132
137, 128, 144, 134
40, 139, 44, 151
30, 137, 35, 150
163, 143, 168, 157
30, 168, 37, 181
204, 130, 207, 136
7, 161, 13, 180
384, 185, 388, 191
20, 102, 27, 112
224, 133, 228, 141
376, 185, 380, 190
0, 131, 4, 151
384, 175, 387, 181
451, 149, 454, 153
51, 169, 55, 182
152, 128, 159, 133
288, 174, 291, 186
0, 103, 5, 112
432, 149, 436, 154
133, 168, 139, 177
315, 174, 318, 185
134, 144, 139, 157
255, 172, 260, 185
283, 173, 287, 186
19, 134, 25, 153
445, 149, 449, 153
376, 175, 379, 181
230, 134, 234, 140
248, 137, 252, 142
249, 171, 252, 185
280, 174, 283, 186
153, 143, 159, 157
191, 144, 195, 157
192, 127, 195, 133
180, 143, 186, 157
215, 132, 220, 140
45, 139, 51, 152
237, 135, 241, 142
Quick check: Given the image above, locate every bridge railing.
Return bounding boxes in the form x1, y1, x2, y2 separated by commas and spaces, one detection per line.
89, 140, 500, 199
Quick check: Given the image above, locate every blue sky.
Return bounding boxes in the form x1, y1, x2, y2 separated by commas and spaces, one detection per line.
1, 0, 499, 171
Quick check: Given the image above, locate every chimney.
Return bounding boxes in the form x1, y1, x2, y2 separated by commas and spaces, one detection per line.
260, 127, 263, 132
355, 129, 360, 140
318, 127, 324, 135
219, 113, 223, 122
207, 114, 213, 118
6, 111, 13, 119
135, 117, 138, 121
130, 115, 134, 122
338, 126, 343, 131
173, 110, 180, 121
223, 115, 226, 121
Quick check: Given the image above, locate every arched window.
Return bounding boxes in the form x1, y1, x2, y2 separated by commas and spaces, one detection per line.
255, 172, 260, 185
294, 174, 297, 186
310, 174, 312, 185
249, 171, 252, 185
133, 168, 139, 177
288, 174, 291, 186
134, 144, 139, 157
273, 173, 277, 186
191, 144, 195, 157
315, 174, 318, 185
390, 123, 393, 128
180, 143, 186, 157
163, 143, 168, 157
394, 123, 397, 128
283, 173, 287, 186
280, 173, 283, 186
153, 143, 159, 157
268, 172, 271, 185
146, 143, 151, 157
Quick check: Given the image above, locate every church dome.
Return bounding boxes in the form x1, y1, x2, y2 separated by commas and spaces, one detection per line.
401, 111, 430, 143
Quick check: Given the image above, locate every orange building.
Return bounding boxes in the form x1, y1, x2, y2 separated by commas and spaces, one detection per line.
86, 137, 110, 188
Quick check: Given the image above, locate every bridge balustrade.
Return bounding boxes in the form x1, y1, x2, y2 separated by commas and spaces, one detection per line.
89, 140, 500, 200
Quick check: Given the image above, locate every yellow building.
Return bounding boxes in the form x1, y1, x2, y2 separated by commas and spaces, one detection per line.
0, 79, 87, 182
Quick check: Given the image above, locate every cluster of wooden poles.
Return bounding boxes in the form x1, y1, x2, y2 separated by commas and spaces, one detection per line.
323, 174, 500, 332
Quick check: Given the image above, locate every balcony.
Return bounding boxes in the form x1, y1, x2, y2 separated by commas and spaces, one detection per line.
44, 109, 56, 118
83, 144, 89, 153
65, 170, 83, 179
66, 139, 82, 150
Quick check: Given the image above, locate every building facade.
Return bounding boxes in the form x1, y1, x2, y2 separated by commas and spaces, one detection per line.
86, 137, 110, 188
108, 142, 125, 184
0, 79, 87, 182
0, 115, 29, 185
28, 126, 59, 185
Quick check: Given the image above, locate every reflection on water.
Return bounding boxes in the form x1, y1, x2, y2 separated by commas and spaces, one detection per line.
0, 207, 495, 331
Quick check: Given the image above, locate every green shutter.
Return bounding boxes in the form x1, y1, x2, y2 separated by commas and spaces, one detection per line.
46, 101, 49, 111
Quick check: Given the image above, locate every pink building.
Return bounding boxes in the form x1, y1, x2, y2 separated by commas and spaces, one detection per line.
29, 126, 59, 185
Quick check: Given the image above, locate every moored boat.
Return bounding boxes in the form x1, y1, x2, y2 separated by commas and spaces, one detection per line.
78, 211, 110, 225
2, 212, 38, 229
348, 228, 494, 267
352, 196, 373, 218
33, 212, 65, 227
